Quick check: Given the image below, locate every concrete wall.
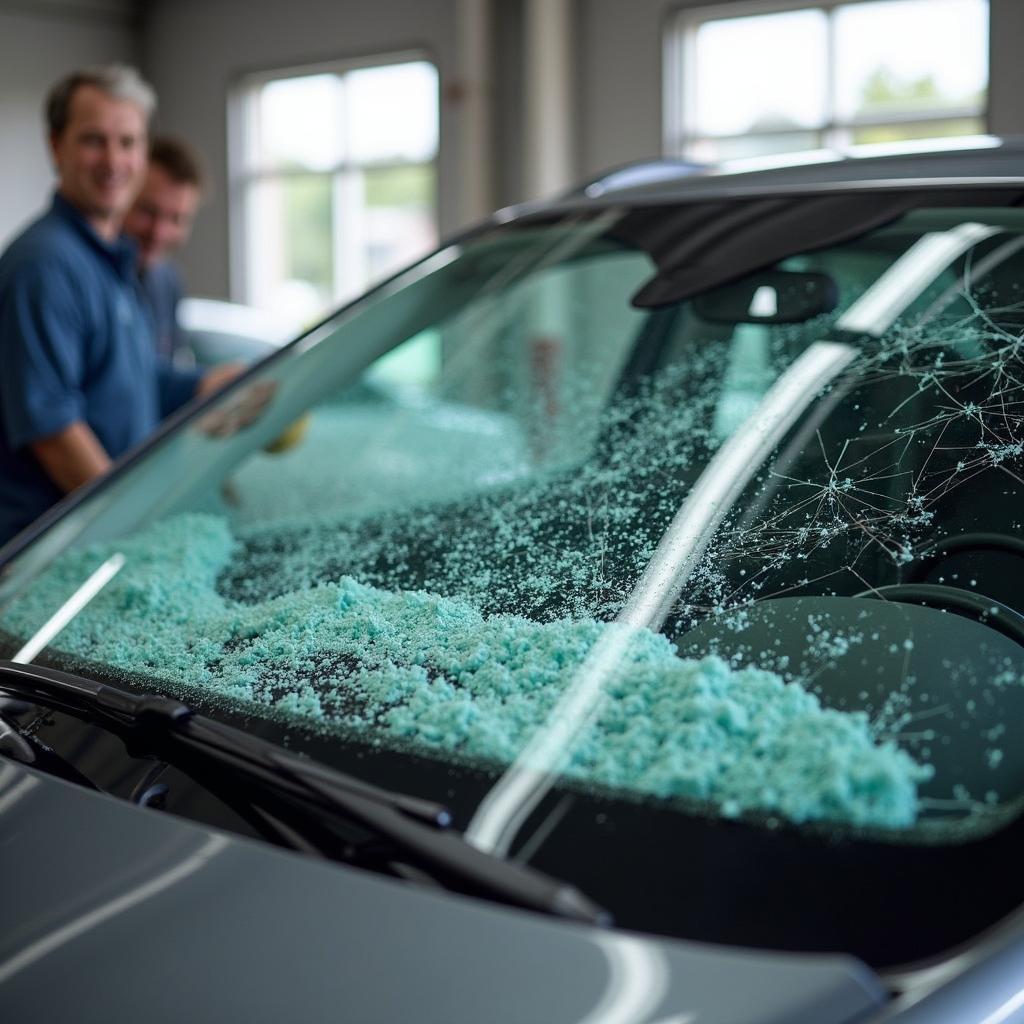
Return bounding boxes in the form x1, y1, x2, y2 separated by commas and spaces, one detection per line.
139, 0, 462, 300
987, 0, 1024, 139
0, 0, 138, 247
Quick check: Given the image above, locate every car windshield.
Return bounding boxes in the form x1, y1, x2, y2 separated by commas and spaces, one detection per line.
4, 191, 1024, 964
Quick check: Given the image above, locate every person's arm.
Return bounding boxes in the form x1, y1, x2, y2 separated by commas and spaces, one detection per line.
0, 256, 99, 494
197, 361, 246, 398
28, 420, 112, 494
156, 360, 246, 419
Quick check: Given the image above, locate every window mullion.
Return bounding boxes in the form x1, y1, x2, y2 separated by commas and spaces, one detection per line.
823, 5, 843, 153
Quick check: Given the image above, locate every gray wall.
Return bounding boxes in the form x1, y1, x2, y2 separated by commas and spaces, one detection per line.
987, 0, 1024, 138
576, 0, 670, 180
139, 0, 461, 300
0, 1, 138, 248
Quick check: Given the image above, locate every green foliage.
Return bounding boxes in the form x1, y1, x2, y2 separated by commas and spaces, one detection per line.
861, 66, 942, 110
853, 117, 985, 146
365, 164, 434, 208
283, 174, 332, 290
858, 66, 985, 116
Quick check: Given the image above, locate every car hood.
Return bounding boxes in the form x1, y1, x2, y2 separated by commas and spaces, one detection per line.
0, 762, 883, 1023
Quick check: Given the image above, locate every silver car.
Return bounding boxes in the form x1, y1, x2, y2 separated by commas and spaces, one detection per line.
3, 141, 1024, 1023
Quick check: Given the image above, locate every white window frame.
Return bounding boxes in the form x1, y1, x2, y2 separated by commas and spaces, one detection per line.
663, 0, 989, 161
228, 49, 439, 307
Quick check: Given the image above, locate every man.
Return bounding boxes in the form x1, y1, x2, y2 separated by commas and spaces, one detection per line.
123, 135, 203, 362
0, 65, 236, 547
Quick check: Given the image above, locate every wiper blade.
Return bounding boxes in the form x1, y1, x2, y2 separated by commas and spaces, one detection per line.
0, 703, 101, 790
0, 661, 609, 926
0, 661, 448, 823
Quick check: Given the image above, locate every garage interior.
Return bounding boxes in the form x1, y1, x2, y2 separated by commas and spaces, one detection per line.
6, 2, 1024, 1020
1, 0, 1019, 319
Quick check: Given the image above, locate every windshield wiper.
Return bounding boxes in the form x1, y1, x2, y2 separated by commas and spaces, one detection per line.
0, 660, 609, 926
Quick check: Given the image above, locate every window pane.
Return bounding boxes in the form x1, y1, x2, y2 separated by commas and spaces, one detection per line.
361, 164, 438, 282
255, 73, 343, 171
248, 175, 333, 322
239, 58, 440, 317
347, 61, 439, 163
835, 0, 988, 122
364, 163, 434, 207
851, 117, 986, 146
692, 10, 828, 136
690, 131, 822, 163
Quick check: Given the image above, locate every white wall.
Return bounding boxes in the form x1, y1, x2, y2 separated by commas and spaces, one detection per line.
140, 0, 462, 301
0, 1, 138, 248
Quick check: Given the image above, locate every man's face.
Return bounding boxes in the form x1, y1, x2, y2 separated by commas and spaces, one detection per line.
50, 84, 148, 232
123, 164, 200, 269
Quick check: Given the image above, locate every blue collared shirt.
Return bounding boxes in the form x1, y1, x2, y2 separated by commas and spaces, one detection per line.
140, 260, 185, 361
0, 193, 201, 546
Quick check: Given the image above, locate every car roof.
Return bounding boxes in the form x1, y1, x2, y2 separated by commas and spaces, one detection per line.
504, 137, 1024, 220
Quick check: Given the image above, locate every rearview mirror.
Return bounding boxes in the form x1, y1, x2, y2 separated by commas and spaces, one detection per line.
693, 270, 838, 324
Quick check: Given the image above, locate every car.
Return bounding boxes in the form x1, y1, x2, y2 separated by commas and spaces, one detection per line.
177, 295, 301, 366
3, 139, 1024, 1023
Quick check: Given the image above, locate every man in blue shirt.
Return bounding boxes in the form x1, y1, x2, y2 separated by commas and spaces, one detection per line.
0, 66, 237, 546
124, 135, 204, 362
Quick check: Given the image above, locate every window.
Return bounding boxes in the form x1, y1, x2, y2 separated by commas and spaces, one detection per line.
232, 56, 439, 323
666, 0, 988, 163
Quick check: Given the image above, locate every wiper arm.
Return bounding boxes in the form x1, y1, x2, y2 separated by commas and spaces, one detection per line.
0, 661, 609, 926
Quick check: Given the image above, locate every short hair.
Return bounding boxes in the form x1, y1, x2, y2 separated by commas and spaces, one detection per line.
149, 135, 205, 190
45, 64, 156, 137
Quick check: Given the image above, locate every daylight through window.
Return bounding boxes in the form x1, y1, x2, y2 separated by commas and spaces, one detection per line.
666, 0, 989, 164
232, 57, 439, 323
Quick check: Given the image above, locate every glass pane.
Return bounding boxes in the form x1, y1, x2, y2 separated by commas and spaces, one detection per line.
359, 164, 438, 284
851, 117, 986, 145
692, 10, 828, 136
835, 0, 988, 122
346, 61, 439, 163
246, 175, 333, 323
689, 131, 822, 163
13, 198, 1024, 968
367, 328, 442, 389
15, 204, 1024, 851
255, 73, 343, 171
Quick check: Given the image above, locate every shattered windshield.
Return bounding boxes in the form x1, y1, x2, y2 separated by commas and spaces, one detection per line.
3, 197, 1024, 864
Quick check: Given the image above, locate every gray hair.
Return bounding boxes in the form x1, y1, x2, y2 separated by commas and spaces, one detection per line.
45, 64, 156, 137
